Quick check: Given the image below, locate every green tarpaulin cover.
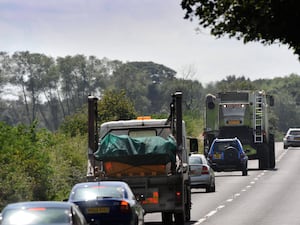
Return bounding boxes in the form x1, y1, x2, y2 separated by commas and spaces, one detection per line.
94, 133, 177, 165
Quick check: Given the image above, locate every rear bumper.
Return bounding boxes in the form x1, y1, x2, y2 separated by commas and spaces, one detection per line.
210, 161, 246, 172
190, 174, 211, 188
284, 141, 300, 147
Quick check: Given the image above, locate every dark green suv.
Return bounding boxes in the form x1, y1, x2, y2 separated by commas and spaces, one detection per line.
207, 138, 248, 176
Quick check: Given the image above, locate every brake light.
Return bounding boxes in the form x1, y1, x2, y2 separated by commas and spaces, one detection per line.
201, 165, 209, 174
175, 191, 181, 202
28, 208, 46, 211
120, 201, 130, 213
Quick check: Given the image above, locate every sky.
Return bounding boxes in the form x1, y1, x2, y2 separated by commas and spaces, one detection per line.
1, 0, 300, 85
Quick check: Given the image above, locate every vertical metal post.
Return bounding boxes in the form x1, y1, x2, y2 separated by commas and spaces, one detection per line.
174, 91, 183, 152
88, 96, 98, 154
87, 96, 99, 179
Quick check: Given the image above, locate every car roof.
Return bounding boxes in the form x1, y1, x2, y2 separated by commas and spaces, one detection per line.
72, 181, 129, 189
189, 153, 205, 158
213, 138, 239, 142
3, 201, 74, 210
288, 128, 300, 131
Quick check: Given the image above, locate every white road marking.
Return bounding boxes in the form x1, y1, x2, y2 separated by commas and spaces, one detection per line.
196, 149, 287, 224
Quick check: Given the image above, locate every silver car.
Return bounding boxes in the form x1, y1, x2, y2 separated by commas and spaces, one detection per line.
283, 128, 300, 149
189, 153, 215, 192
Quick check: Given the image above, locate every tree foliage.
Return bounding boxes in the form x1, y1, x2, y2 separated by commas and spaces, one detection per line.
181, 0, 300, 58
97, 89, 137, 122
0, 122, 87, 208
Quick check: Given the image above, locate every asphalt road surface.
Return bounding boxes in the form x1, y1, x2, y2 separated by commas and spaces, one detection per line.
145, 142, 300, 225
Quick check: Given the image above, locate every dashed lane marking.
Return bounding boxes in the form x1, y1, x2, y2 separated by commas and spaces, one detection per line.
195, 149, 287, 224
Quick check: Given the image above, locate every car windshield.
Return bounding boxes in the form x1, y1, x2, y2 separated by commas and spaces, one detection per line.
189, 156, 203, 164
213, 141, 238, 152
72, 186, 125, 201
1, 208, 70, 225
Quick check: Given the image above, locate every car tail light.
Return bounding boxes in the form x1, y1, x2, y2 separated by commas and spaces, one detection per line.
201, 165, 209, 174
120, 201, 130, 213
28, 208, 46, 211
208, 154, 213, 160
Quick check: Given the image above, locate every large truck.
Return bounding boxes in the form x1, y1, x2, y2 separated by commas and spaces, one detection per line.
86, 92, 192, 225
203, 90, 275, 169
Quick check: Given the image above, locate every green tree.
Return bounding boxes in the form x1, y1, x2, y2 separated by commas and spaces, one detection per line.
0, 122, 52, 208
111, 62, 177, 114
216, 75, 256, 91
9, 52, 55, 125
181, 0, 300, 58
98, 89, 137, 123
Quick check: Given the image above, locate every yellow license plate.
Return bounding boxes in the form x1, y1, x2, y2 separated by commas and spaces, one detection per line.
228, 120, 241, 125
87, 207, 110, 214
214, 153, 221, 159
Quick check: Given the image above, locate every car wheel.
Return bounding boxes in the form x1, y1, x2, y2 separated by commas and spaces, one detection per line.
205, 185, 210, 193
206, 179, 216, 192
210, 181, 216, 192
242, 168, 248, 176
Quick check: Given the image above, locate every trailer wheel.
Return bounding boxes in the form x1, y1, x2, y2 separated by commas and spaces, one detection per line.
185, 204, 191, 221
269, 134, 276, 169
258, 144, 270, 169
174, 211, 185, 225
186, 182, 192, 220
162, 212, 172, 225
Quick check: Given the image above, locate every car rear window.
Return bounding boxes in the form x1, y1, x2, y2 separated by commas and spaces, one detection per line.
289, 130, 300, 135
189, 156, 203, 164
72, 186, 125, 201
213, 141, 238, 152
2, 208, 70, 225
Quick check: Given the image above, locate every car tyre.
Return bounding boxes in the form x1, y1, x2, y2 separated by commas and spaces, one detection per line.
206, 179, 216, 192
174, 211, 185, 225
242, 168, 248, 176
162, 212, 172, 225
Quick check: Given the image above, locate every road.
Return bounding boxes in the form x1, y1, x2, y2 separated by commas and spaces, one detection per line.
145, 142, 300, 225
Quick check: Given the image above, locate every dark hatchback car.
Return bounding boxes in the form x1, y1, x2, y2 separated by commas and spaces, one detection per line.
0, 201, 87, 225
207, 138, 248, 176
67, 181, 144, 225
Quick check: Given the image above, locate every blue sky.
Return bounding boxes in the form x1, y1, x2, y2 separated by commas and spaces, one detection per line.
1, 0, 300, 85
